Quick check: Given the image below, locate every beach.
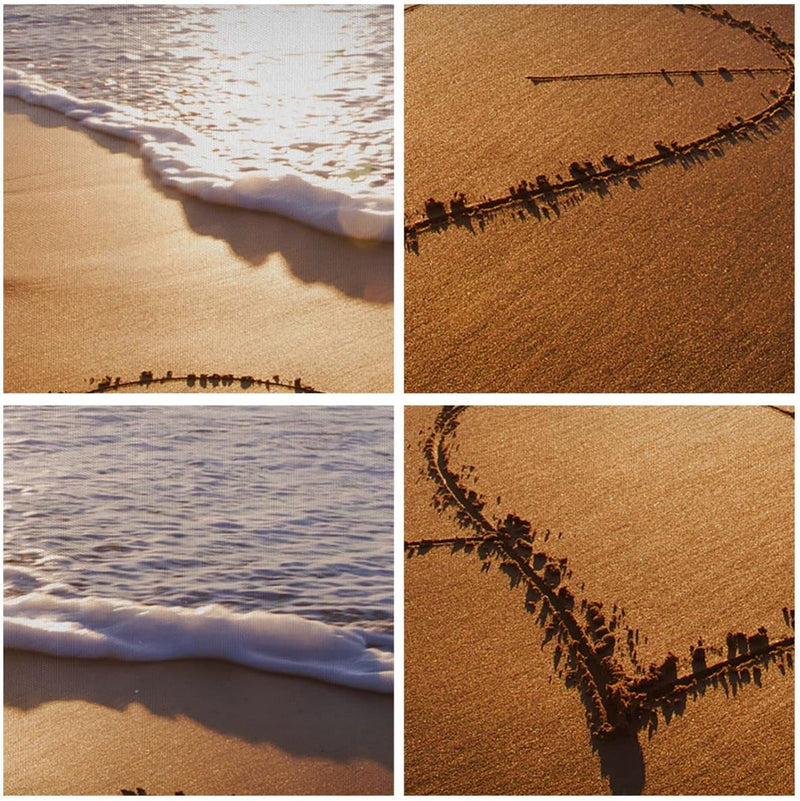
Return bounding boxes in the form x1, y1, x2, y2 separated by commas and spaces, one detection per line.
4, 5, 393, 394
4, 406, 394, 794
5, 649, 393, 795
405, 5, 793, 392
405, 406, 793, 794
5, 98, 392, 393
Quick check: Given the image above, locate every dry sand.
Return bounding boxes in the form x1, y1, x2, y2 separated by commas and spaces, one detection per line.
405, 5, 793, 392
4, 98, 393, 393
4, 649, 393, 795
405, 405, 793, 794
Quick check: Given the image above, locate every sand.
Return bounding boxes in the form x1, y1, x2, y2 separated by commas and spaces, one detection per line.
4, 98, 393, 393
4, 649, 393, 795
405, 405, 793, 794
405, 5, 793, 392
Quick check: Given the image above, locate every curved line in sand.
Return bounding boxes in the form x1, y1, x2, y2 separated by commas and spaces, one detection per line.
405, 5, 795, 250
85, 371, 322, 394
408, 405, 794, 737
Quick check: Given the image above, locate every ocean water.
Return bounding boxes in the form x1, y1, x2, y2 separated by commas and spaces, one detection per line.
4, 4, 393, 241
4, 406, 394, 693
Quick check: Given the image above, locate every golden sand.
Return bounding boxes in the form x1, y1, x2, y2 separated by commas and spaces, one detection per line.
405, 5, 793, 392
4, 98, 393, 393
4, 650, 393, 795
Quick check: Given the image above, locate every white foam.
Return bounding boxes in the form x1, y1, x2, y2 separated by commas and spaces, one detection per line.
5, 593, 393, 694
4, 67, 393, 242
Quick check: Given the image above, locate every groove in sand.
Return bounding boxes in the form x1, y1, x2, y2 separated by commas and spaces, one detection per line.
407, 406, 794, 739
86, 370, 321, 394
405, 5, 795, 251
526, 66, 788, 84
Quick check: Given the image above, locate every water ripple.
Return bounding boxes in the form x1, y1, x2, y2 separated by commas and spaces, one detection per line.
4, 407, 393, 634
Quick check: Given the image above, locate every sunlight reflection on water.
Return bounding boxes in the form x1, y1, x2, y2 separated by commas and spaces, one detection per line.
4, 5, 393, 201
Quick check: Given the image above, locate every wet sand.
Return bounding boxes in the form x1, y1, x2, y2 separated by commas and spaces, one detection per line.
4, 649, 393, 795
405, 405, 793, 794
405, 5, 793, 392
4, 98, 393, 393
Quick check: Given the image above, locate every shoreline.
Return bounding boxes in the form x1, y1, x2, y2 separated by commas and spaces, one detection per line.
5, 58, 393, 243
4, 648, 393, 795
4, 97, 393, 393
5, 592, 394, 696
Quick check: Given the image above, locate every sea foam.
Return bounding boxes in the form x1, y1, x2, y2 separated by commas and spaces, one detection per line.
5, 592, 393, 694
4, 67, 392, 242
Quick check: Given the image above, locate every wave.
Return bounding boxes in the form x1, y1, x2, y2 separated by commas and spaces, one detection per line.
4, 67, 393, 242
4, 592, 393, 694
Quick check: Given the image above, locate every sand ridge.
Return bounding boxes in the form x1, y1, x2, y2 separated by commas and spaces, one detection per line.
88, 370, 320, 393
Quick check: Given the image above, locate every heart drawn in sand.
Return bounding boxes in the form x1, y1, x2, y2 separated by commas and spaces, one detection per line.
406, 405, 794, 792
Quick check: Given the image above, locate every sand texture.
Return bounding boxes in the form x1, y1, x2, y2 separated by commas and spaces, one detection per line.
405, 406, 793, 794
405, 5, 793, 392
4, 98, 393, 393
4, 650, 393, 795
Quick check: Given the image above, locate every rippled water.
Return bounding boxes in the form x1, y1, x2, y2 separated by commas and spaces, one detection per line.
4, 406, 393, 632
4, 5, 393, 239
